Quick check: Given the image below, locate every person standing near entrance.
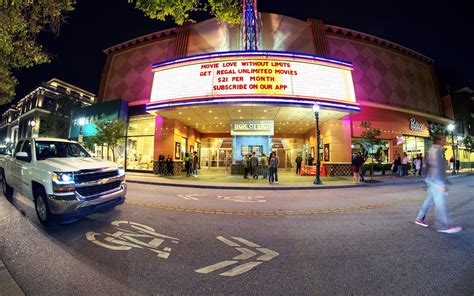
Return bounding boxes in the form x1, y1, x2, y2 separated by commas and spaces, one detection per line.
295, 153, 303, 175
250, 152, 259, 179
415, 135, 462, 233
243, 154, 250, 179
274, 152, 280, 184
351, 153, 360, 184
158, 153, 165, 175
192, 151, 199, 177
261, 153, 268, 179
268, 152, 277, 184
402, 152, 409, 177
166, 155, 173, 175
184, 153, 192, 176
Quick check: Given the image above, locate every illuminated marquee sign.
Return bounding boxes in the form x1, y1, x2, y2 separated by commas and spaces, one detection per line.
231, 120, 274, 136
148, 51, 358, 111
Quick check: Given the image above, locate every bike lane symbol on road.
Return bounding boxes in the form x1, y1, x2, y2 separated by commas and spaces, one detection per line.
195, 236, 279, 276
86, 221, 179, 259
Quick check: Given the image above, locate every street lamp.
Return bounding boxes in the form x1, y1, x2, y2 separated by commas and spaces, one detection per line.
78, 117, 86, 143
447, 123, 456, 175
312, 104, 322, 185
28, 120, 36, 137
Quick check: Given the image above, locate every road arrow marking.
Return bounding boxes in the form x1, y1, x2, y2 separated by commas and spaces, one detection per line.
177, 194, 206, 200
219, 262, 263, 277
233, 248, 257, 260
195, 237, 279, 277
195, 261, 238, 274
216, 195, 266, 203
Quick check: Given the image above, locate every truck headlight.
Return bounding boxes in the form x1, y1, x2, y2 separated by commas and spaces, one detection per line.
52, 173, 75, 192
118, 166, 125, 176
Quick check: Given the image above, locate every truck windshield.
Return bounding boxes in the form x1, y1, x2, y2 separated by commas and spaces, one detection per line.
35, 141, 91, 160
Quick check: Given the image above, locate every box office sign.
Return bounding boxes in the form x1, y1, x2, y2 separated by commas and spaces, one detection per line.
231, 120, 274, 136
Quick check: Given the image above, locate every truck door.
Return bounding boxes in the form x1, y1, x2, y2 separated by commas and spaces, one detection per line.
16, 140, 33, 197
10, 141, 24, 189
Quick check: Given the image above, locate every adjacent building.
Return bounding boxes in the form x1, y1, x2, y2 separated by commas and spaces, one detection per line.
0, 78, 96, 146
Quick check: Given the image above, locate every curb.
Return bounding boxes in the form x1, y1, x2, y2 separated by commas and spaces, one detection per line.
126, 177, 422, 191
0, 260, 24, 296
126, 173, 473, 190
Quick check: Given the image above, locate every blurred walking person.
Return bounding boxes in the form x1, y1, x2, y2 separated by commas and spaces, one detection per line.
261, 153, 269, 179
268, 152, 277, 184
415, 135, 462, 233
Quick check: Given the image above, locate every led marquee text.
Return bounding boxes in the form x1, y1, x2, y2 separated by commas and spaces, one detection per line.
150, 55, 356, 104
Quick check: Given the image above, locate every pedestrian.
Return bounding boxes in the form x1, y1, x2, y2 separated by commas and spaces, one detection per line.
250, 152, 259, 179
269, 152, 277, 184
243, 154, 250, 179
166, 154, 173, 175
261, 153, 268, 179
192, 151, 199, 177
158, 152, 165, 175
184, 152, 192, 176
413, 156, 421, 176
402, 152, 409, 177
274, 152, 280, 184
449, 156, 454, 171
295, 153, 303, 175
351, 153, 360, 184
395, 154, 402, 176
418, 154, 423, 176
358, 152, 366, 182
415, 135, 462, 233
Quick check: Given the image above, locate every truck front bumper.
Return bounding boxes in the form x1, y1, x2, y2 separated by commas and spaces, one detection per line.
47, 182, 127, 222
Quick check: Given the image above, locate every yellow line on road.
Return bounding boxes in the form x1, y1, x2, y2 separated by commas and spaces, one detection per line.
124, 197, 425, 217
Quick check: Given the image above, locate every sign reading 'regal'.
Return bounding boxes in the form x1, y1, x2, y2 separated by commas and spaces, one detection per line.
150, 52, 356, 105
231, 120, 274, 136
409, 118, 423, 132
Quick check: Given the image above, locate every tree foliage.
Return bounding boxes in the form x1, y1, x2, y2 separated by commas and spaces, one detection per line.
92, 116, 126, 162
0, 0, 75, 103
129, 0, 242, 26
39, 96, 83, 138
360, 121, 382, 179
427, 121, 448, 140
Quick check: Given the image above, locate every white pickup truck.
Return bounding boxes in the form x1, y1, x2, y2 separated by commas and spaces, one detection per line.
0, 138, 126, 225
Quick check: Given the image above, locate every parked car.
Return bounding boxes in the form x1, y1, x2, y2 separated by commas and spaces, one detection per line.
0, 138, 126, 225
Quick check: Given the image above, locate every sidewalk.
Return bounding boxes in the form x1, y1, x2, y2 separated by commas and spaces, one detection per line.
125, 169, 474, 190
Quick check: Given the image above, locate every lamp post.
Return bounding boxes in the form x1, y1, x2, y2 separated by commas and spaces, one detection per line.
28, 119, 36, 137
312, 104, 322, 185
447, 123, 456, 175
78, 117, 86, 143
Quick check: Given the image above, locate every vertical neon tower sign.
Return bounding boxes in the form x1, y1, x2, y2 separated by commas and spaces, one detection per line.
242, 0, 259, 50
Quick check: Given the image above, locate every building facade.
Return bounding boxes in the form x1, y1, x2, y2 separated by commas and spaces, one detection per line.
96, 13, 452, 174
442, 87, 474, 168
0, 78, 96, 148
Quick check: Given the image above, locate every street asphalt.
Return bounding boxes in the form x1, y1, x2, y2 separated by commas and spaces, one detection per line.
0, 176, 472, 295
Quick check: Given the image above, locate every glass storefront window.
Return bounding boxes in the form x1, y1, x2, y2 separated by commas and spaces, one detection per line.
126, 115, 155, 171
403, 136, 425, 160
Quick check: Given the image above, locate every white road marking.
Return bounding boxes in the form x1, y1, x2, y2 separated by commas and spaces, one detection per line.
219, 262, 263, 277
233, 248, 257, 260
256, 248, 280, 261
216, 195, 266, 203
217, 236, 240, 247
195, 261, 238, 274
86, 221, 179, 259
177, 194, 206, 200
231, 237, 261, 248
195, 237, 279, 277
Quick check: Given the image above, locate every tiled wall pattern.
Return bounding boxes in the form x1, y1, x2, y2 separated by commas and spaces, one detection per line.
103, 39, 176, 102
186, 13, 316, 55
328, 36, 440, 116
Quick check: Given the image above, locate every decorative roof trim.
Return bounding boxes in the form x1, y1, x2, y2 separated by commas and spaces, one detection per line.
325, 25, 433, 63
103, 27, 180, 54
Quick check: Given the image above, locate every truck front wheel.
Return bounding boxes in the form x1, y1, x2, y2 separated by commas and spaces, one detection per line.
34, 187, 52, 226
1, 170, 13, 200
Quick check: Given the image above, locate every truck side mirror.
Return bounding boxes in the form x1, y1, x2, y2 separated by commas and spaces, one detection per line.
15, 152, 31, 162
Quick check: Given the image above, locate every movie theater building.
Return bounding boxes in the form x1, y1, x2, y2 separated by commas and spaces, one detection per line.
95, 13, 452, 174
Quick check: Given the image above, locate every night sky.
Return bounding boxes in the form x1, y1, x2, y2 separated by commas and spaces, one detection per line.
12, 0, 474, 104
